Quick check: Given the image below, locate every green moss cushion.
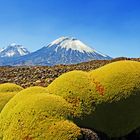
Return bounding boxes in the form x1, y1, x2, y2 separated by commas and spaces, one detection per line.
0, 83, 23, 92
46, 61, 140, 137
0, 93, 16, 112
46, 71, 100, 118
0, 83, 23, 112
88, 60, 140, 137
0, 86, 48, 114
0, 86, 81, 140
44, 120, 81, 140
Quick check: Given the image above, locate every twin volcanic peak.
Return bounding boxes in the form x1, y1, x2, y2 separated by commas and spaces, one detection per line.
0, 37, 112, 66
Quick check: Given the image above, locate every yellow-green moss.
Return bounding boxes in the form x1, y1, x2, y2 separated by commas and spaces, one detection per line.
0, 92, 16, 112
46, 70, 100, 118
46, 61, 140, 137
0, 83, 23, 93
0, 86, 77, 140
0, 83, 23, 112
86, 60, 140, 137
44, 120, 81, 140
0, 86, 48, 114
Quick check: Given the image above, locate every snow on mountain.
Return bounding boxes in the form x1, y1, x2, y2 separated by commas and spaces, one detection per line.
0, 44, 30, 58
0, 48, 4, 53
48, 37, 110, 57
2, 37, 111, 66
48, 37, 94, 53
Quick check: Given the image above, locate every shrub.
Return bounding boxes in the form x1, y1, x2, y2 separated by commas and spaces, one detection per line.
0, 86, 79, 139
0, 83, 23, 112
46, 61, 140, 137
0, 86, 47, 114
0, 83, 23, 93
46, 70, 100, 118
44, 120, 81, 140
0, 92, 16, 112
87, 60, 140, 137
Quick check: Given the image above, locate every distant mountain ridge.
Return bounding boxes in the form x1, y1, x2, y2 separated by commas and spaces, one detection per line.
0, 43, 30, 58
0, 37, 112, 66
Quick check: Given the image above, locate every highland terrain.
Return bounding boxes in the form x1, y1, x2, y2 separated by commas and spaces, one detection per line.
0, 58, 140, 140
0, 0, 139, 139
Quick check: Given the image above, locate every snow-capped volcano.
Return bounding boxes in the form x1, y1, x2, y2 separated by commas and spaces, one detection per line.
47, 37, 108, 57
0, 44, 30, 58
4, 37, 111, 66
48, 37, 94, 53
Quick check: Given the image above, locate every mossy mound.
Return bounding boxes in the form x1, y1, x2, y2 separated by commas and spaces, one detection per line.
0, 83, 23, 93
46, 71, 100, 118
0, 83, 23, 112
0, 92, 16, 112
0, 86, 48, 114
44, 120, 81, 140
0, 86, 80, 139
46, 61, 140, 137
87, 60, 140, 137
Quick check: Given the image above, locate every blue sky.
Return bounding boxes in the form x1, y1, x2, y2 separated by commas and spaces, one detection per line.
0, 0, 140, 57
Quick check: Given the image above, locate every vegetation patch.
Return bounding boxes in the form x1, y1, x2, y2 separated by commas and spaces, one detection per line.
46, 61, 140, 137
0, 83, 23, 93
0, 83, 23, 112
0, 86, 81, 140
46, 70, 101, 118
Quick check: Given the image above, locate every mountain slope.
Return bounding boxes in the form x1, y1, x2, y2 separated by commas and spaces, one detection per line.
0, 44, 30, 58
0, 37, 112, 66
5, 37, 111, 66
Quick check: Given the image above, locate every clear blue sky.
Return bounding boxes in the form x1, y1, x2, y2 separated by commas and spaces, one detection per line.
0, 0, 140, 58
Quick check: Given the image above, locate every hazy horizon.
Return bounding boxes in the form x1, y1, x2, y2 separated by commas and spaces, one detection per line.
0, 0, 140, 58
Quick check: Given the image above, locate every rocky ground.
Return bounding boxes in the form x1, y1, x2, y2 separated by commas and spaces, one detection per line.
0, 57, 139, 88
80, 127, 140, 140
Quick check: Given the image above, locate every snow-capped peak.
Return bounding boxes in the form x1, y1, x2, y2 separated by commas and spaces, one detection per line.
48, 36, 95, 53
0, 44, 30, 57
10, 43, 17, 46
0, 48, 4, 53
